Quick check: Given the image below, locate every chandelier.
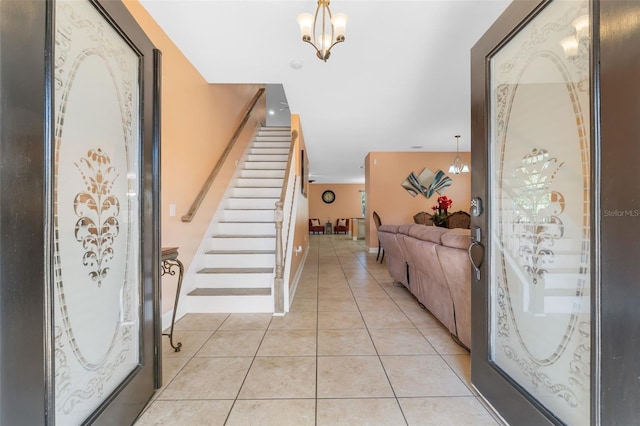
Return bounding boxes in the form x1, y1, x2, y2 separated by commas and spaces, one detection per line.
559, 15, 589, 58
297, 0, 348, 62
448, 135, 470, 174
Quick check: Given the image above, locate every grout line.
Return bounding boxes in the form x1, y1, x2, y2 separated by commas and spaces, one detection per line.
222, 315, 272, 425
145, 235, 481, 425
327, 235, 410, 426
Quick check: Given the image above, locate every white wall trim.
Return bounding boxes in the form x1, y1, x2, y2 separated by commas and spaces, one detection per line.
161, 308, 187, 333
288, 246, 310, 307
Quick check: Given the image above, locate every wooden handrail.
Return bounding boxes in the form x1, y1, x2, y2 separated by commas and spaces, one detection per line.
181, 88, 266, 222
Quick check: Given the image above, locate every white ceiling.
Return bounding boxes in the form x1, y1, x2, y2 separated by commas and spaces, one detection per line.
139, 0, 512, 183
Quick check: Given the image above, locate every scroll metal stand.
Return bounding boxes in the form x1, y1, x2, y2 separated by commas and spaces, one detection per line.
161, 247, 184, 352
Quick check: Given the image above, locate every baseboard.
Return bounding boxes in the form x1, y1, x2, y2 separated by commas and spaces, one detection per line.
288, 247, 309, 306
368, 247, 379, 254
161, 308, 186, 332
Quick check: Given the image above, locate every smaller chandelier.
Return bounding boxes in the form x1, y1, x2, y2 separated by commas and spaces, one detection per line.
448, 135, 470, 174
560, 15, 589, 58
297, 0, 348, 62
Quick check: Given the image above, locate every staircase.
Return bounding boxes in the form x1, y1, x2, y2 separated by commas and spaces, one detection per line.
186, 126, 292, 313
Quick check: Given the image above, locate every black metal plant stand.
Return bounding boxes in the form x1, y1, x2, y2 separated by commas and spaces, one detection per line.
161, 247, 184, 352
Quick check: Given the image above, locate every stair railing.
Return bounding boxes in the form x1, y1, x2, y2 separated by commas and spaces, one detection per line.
181, 87, 266, 223
274, 129, 299, 314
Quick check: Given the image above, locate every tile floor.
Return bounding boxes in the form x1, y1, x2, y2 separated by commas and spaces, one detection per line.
135, 235, 501, 425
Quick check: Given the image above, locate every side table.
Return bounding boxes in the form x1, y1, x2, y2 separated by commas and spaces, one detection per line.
325, 222, 333, 234
161, 247, 184, 352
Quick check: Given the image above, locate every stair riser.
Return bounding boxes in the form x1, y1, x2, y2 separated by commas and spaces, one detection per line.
250, 148, 290, 155
216, 222, 275, 235
236, 178, 284, 188
203, 254, 275, 268
248, 154, 288, 162
187, 294, 274, 313
222, 210, 274, 222
252, 142, 291, 149
257, 129, 290, 134
255, 135, 290, 142
536, 273, 583, 289
244, 162, 286, 170
226, 198, 279, 210
541, 297, 590, 314
209, 237, 275, 251
231, 187, 281, 198
195, 272, 274, 288
239, 169, 285, 179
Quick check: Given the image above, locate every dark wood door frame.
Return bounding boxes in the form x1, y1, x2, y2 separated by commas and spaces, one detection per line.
599, 0, 640, 424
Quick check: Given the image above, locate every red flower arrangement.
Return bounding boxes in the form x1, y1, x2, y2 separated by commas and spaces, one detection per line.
431, 195, 453, 226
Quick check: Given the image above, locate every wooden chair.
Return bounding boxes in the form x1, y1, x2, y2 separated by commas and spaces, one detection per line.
334, 218, 350, 234
309, 218, 324, 234
446, 211, 471, 229
413, 211, 434, 226
373, 211, 384, 262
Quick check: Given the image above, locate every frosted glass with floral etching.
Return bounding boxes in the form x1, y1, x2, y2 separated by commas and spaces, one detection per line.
53, 0, 141, 423
489, 1, 591, 424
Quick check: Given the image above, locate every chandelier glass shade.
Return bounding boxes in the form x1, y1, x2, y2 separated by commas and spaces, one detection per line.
297, 0, 347, 62
448, 135, 470, 174
560, 14, 589, 58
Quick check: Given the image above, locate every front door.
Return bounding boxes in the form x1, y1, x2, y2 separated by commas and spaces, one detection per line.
50, 1, 160, 424
470, 1, 593, 424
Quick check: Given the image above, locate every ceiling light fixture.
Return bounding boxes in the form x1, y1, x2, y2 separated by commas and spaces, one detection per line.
560, 14, 589, 59
448, 135, 469, 174
297, 1, 348, 62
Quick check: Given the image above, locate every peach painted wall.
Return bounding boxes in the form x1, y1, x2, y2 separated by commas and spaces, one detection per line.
124, 1, 265, 313
289, 115, 309, 293
365, 151, 471, 250
309, 184, 365, 230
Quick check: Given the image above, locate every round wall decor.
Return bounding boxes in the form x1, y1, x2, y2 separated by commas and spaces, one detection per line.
322, 190, 335, 204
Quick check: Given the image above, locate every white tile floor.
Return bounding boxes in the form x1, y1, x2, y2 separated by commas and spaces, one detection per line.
135, 235, 502, 425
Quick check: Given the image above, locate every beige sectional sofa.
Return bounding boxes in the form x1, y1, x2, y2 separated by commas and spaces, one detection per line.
377, 224, 472, 350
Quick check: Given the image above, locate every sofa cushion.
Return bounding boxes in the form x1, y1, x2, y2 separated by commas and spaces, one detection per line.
338, 218, 347, 227
407, 225, 449, 244
379, 224, 399, 233
311, 219, 321, 227
441, 229, 471, 250
398, 223, 414, 236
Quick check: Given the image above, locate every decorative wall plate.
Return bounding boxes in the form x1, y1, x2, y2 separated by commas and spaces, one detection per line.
322, 190, 335, 204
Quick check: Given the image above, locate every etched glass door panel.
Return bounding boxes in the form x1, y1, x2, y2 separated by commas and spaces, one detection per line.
489, 1, 590, 424
53, 0, 141, 423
